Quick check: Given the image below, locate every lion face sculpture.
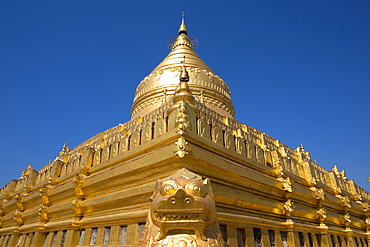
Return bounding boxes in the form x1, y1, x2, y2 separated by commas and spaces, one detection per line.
151, 169, 216, 241
136, 168, 225, 247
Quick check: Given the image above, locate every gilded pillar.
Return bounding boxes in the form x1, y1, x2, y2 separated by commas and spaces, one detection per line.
227, 225, 237, 247
245, 228, 256, 247
126, 223, 139, 245
108, 225, 121, 245
30, 232, 47, 247
64, 229, 81, 246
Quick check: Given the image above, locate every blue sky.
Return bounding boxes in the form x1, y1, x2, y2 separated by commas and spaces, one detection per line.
1, 0, 369, 190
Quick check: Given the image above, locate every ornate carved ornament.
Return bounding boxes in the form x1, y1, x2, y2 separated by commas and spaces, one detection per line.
341, 196, 352, 209
174, 136, 189, 158
334, 187, 342, 195
24, 185, 31, 194
0, 203, 3, 216
363, 203, 370, 213
365, 217, 370, 226
353, 194, 363, 203
343, 213, 351, 225
176, 100, 190, 135
14, 209, 23, 226
282, 177, 293, 193
284, 199, 295, 216
56, 143, 71, 162
38, 205, 49, 222
72, 199, 83, 216
308, 178, 317, 187
74, 174, 84, 199
15, 194, 24, 211
136, 168, 227, 247
315, 188, 325, 201
39, 186, 49, 205
317, 207, 327, 221
48, 176, 55, 185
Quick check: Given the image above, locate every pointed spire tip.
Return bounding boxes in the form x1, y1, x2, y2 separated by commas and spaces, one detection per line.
178, 12, 187, 35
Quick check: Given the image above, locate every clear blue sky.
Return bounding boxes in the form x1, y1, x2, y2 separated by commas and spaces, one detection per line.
1, 0, 369, 190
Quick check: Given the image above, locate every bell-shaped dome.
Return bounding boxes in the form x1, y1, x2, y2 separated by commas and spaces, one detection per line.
131, 17, 235, 119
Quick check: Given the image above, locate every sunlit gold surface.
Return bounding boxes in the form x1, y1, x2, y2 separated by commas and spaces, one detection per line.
136, 168, 226, 246
0, 16, 369, 247
131, 19, 234, 119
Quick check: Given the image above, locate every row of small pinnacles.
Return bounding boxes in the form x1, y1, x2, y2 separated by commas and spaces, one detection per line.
0, 98, 368, 204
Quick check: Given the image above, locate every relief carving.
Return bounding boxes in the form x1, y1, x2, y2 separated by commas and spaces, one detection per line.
211, 127, 223, 146
315, 188, 325, 201
14, 209, 23, 226
197, 119, 210, 140
176, 101, 190, 135
15, 194, 24, 211
136, 168, 227, 247
235, 137, 246, 156
175, 137, 189, 158
38, 205, 49, 222
40, 186, 50, 205
343, 213, 351, 225
142, 126, 153, 144
74, 174, 84, 199
281, 177, 293, 193
154, 119, 167, 138
284, 199, 295, 216
255, 146, 265, 165
246, 142, 256, 161
317, 207, 327, 222
73, 199, 83, 217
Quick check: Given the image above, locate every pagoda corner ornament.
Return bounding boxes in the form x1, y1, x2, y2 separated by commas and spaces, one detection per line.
175, 136, 189, 158
136, 168, 227, 247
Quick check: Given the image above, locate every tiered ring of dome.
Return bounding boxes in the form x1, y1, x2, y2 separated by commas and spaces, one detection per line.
131, 18, 235, 119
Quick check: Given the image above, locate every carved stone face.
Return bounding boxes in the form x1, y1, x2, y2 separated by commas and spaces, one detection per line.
150, 169, 216, 241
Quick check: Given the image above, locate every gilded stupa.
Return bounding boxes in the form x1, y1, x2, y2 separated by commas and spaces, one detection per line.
131, 15, 234, 119
0, 16, 369, 247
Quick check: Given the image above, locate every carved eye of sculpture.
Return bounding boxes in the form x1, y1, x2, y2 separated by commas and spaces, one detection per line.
185, 181, 205, 197
160, 181, 178, 196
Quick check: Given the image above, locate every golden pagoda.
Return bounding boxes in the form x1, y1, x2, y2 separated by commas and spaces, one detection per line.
0, 16, 369, 247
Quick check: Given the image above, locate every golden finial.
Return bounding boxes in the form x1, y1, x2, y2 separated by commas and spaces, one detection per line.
178, 12, 187, 35
179, 56, 189, 81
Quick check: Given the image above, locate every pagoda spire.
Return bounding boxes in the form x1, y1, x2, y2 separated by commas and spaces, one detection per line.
178, 12, 187, 35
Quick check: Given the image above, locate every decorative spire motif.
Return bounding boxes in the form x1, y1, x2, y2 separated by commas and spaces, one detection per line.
178, 12, 187, 35
172, 64, 195, 106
